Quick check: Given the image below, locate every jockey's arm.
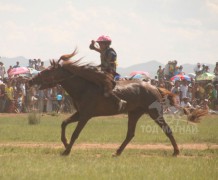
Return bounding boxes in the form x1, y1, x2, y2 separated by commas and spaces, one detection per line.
89, 40, 102, 53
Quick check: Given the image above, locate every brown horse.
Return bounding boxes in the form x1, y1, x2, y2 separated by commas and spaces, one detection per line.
29, 50, 180, 156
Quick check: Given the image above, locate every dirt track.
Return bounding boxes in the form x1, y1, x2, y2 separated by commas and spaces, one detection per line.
0, 142, 217, 150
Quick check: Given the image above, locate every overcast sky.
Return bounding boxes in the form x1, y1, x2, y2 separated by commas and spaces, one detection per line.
0, 0, 218, 67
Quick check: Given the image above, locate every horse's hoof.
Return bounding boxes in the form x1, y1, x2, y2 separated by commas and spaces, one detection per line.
112, 152, 121, 157
61, 149, 71, 156
172, 150, 180, 157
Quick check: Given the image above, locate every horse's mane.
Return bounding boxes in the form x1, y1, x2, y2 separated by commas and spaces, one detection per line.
62, 60, 115, 91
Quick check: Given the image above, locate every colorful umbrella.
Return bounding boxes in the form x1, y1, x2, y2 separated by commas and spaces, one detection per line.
9, 67, 30, 76
28, 68, 41, 75
131, 74, 150, 80
130, 71, 150, 77
196, 72, 215, 81
187, 73, 196, 79
170, 74, 191, 81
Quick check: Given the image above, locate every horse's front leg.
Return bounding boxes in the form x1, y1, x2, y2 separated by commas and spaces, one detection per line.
61, 91, 97, 156
61, 112, 79, 148
62, 118, 89, 156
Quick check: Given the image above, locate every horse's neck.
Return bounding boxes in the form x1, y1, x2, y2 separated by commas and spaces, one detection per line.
60, 77, 92, 100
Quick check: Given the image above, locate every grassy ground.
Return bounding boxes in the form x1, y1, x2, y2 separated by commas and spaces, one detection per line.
0, 113, 217, 180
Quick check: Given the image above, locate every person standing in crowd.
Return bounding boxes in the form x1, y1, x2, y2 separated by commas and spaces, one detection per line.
35, 59, 41, 70
205, 83, 216, 109
213, 62, 218, 76
157, 65, 164, 81
174, 66, 180, 76
169, 60, 177, 78
89, 35, 126, 112
19, 79, 27, 111
5, 81, 15, 112
13, 61, 20, 68
164, 61, 170, 80
7, 66, 13, 78
193, 82, 201, 104
28, 59, 34, 68
56, 91, 63, 113
46, 88, 53, 112
201, 64, 207, 73
198, 82, 206, 102
38, 89, 45, 113
194, 63, 202, 76
39, 61, 46, 71
16, 92, 23, 113
0, 62, 6, 79
180, 79, 188, 100
187, 84, 193, 102
0, 83, 6, 112
214, 84, 218, 110
204, 65, 210, 73
171, 80, 180, 94
178, 65, 184, 75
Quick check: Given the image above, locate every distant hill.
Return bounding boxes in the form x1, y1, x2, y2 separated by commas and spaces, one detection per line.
0, 56, 215, 79
117, 60, 164, 78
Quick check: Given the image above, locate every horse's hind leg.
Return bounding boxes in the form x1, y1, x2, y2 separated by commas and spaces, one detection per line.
113, 110, 144, 157
149, 109, 179, 156
61, 112, 80, 148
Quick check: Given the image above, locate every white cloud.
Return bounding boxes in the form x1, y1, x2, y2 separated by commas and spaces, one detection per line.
0, 2, 25, 13
0, 0, 218, 67
206, 0, 218, 13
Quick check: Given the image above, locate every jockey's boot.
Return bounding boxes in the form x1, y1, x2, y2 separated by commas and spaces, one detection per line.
104, 92, 127, 112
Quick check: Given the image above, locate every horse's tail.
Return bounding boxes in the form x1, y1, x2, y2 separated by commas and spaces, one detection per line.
157, 87, 176, 107
186, 108, 208, 122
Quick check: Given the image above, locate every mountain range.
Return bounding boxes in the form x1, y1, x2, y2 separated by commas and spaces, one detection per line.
0, 56, 215, 79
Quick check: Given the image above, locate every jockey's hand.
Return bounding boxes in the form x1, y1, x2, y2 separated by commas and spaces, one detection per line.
89, 40, 96, 50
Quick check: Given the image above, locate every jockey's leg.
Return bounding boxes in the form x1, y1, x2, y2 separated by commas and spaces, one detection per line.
102, 70, 127, 112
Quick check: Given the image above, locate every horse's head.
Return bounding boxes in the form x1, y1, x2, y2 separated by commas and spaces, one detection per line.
28, 60, 69, 90
29, 49, 78, 90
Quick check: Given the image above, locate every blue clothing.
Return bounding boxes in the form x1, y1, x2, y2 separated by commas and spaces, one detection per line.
56, 94, 62, 101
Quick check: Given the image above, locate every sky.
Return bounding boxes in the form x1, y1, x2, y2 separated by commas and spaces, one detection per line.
0, 0, 218, 68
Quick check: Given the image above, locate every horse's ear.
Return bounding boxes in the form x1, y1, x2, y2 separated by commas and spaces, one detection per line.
52, 60, 56, 68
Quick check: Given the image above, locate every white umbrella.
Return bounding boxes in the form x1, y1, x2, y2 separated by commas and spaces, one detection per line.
187, 73, 196, 79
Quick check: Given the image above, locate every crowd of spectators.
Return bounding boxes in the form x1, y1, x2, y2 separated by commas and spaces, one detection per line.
0, 57, 218, 114
154, 61, 218, 112
0, 59, 74, 114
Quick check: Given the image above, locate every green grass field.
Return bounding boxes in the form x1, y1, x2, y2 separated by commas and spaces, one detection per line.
0, 113, 217, 180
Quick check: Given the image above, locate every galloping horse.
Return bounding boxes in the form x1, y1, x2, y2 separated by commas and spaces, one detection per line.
29, 50, 180, 156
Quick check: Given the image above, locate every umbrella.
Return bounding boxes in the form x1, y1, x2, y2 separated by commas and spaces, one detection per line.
9, 67, 30, 76
187, 73, 196, 79
130, 71, 150, 77
196, 72, 215, 81
131, 74, 150, 80
170, 74, 191, 81
28, 68, 41, 75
